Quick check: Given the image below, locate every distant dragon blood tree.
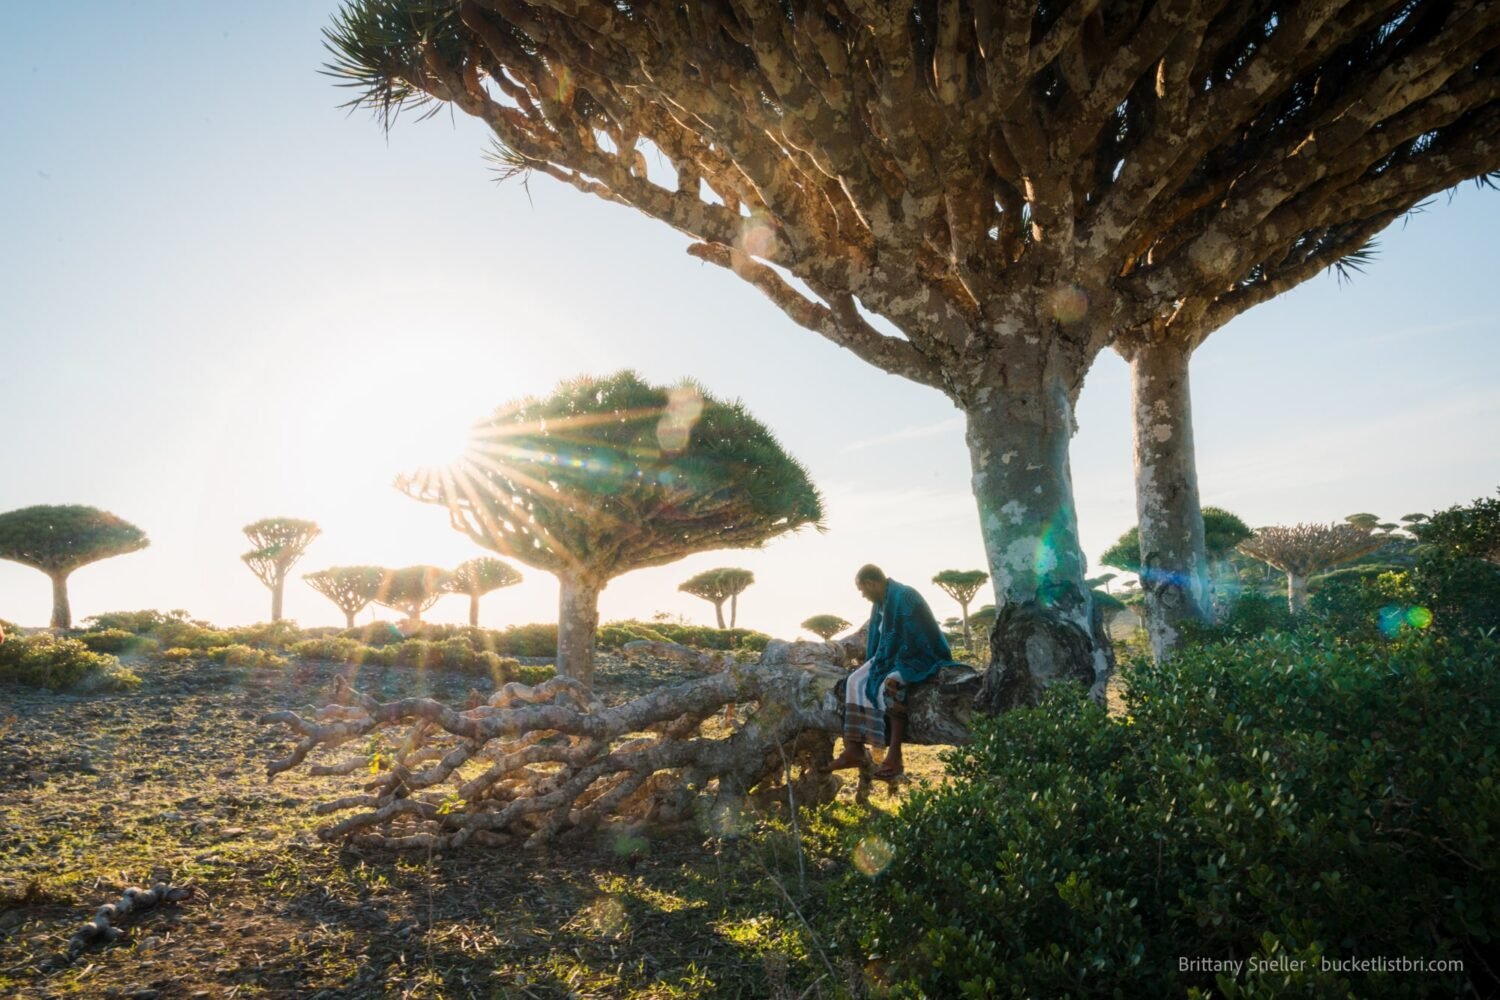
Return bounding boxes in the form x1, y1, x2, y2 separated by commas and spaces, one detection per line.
396, 371, 823, 691
304, 565, 386, 628
373, 566, 451, 628
932, 569, 990, 648
444, 556, 523, 626
1238, 523, 1385, 613
801, 614, 851, 641
0, 505, 149, 628
325, 0, 1500, 702
679, 567, 755, 628
241, 518, 321, 622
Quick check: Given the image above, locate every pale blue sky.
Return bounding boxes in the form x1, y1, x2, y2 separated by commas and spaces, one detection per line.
3, 3, 1498, 636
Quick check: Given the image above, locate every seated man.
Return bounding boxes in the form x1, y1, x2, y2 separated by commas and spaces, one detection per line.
826, 564, 962, 779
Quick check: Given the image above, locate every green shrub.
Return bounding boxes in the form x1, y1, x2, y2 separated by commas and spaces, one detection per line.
515, 663, 556, 686
82, 609, 189, 634
339, 621, 409, 647
75, 629, 160, 656
220, 620, 306, 650
161, 647, 196, 661
289, 636, 370, 663
597, 621, 671, 648
841, 633, 1499, 998
1181, 590, 1298, 644
732, 630, 771, 653
0, 633, 140, 692
207, 644, 288, 669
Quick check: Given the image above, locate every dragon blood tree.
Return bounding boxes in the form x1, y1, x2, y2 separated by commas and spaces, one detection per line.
373, 566, 451, 629
323, 0, 1500, 705
678, 567, 755, 629
396, 371, 823, 692
0, 505, 149, 628
801, 614, 851, 641
241, 518, 321, 622
304, 565, 386, 628
932, 569, 990, 649
444, 556, 523, 626
1238, 523, 1385, 613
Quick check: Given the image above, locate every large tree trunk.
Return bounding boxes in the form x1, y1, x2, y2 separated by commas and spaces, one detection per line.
1128, 339, 1210, 660
1287, 571, 1309, 614
959, 601, 972, 649
344, 609, 358, 630
262, 649, 982, 851
963, 374, 1110, 710
557, 574, 602, 692
271, 577, 285, 623
49, 572, 71, 630
469, 593, 481, 628
729, 592, 737, 629
712, 599, 725, 629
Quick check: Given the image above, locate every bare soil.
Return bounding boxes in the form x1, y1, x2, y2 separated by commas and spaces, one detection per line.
0, 654, 941, 998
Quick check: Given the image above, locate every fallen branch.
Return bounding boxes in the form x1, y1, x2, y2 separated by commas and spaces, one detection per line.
64, 881, 194, 961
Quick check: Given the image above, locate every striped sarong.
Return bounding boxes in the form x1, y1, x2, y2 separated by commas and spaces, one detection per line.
842, 659, 902, 747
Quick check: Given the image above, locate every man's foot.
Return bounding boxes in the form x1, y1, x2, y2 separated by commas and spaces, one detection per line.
822, 747, 871, 772
872, 756, 904, 780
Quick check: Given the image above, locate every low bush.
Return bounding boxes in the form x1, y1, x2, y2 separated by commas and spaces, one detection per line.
597, 621, 671, 648
514, 663, 556, 686
220, 620, 306, 650
74, 629, 160, 656
604, 619, 772, 653
840, 633, 1499, 997
161, 647, 196, 661
0, 633, 140, 692
846, 632, 1500, 1000
290, 636, 373, 664
207, 644, 288, 670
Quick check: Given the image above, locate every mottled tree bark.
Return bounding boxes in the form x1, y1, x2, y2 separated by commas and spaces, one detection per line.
271, 576, 285, 623
963, 369, 1107, 710
1126, 339, 1211, 660
345, 609, 358, 630
712, 599, 725, 629
468, 593, 481, 628
729, 592, 737, 629
557, 575, 601, 692
49, 572, 71, 630
1288, 572, 1310, 614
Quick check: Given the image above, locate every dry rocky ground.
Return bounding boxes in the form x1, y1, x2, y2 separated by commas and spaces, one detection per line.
0, 652, 944, 999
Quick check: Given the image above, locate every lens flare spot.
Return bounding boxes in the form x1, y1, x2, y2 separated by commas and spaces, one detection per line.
738, 219, 776, 258
611, 832, 651, 858
1048, 284, 1089, 324
704, 799, 750, 839
582, 897, 628, 939
1406, 606, 1433, 629
853, 835, 895, 877
656, 385, 704, 454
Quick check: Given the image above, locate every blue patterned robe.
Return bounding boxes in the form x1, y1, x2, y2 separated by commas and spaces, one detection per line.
862, 579, 962, 704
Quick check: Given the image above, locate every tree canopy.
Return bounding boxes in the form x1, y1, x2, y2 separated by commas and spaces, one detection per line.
241, 518, 322, 622
0, 505, 150, 628
304, 565, 386, 628
444, 556, 524, 626
801, 614, 851, 641
373, 565, 452, 625
398, 370, 822, 687
1238, 523, 1385, 611
679, 567, 756, 628
1414, 488, 1500, 564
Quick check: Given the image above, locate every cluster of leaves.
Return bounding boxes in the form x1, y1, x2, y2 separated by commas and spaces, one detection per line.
838, 633, 1499, 997
0, 632, 140, 692
594, 619, 771, 653
73, 628, 161, 656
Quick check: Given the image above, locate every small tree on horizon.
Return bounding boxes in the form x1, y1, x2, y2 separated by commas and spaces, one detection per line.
303, 565, 385, 628
801, 614, 851, 642
373, 565, 450, 629
241, 518, 321, 622
1238, 523, 1385, 613
932, 570, 989, 648
679, 567, 756, 629
444, 557, 523, 627
398, 372, 822, 691
0, 505, 149, 628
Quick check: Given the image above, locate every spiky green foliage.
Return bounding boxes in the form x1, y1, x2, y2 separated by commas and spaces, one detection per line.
0, 505, 150, 628
679, 567, 756, 628
1414, 488, 1500, 564
303, 565, 387, 628
399, 372, 823, 583
241, 518, 321, 622
444, 557, 523, 626
801, 614, 851, 641
373, 565, 451, 626
1101, 507, 1253, 574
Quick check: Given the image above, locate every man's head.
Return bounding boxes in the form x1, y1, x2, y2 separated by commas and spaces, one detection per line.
855, 563, 887, 603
